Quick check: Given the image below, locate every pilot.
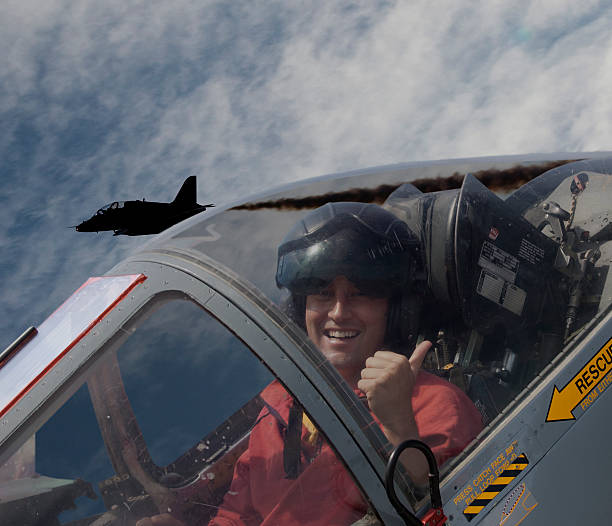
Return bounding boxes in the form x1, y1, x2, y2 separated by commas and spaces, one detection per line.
138, 202, 482, 526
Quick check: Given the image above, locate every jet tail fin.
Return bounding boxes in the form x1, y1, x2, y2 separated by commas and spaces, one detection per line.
172, 176, 198, 206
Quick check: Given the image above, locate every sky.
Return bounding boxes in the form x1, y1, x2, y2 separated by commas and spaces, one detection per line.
2, 0, 612, 350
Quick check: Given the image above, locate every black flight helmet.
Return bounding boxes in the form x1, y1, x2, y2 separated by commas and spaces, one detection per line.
276, 202, 423, 350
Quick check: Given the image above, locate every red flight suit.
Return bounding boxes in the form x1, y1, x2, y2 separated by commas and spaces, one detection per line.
210, 371, 483, 525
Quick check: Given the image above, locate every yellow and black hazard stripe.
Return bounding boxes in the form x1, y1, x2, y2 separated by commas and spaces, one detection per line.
463, 454, 529, 522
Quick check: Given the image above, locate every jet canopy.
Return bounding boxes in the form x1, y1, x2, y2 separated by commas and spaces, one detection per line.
2, 154, 612, 526
95, 201, 127, 214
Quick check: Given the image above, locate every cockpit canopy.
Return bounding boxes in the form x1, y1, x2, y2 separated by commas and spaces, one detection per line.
3, 154, 612, 526
95, 201, 126, 214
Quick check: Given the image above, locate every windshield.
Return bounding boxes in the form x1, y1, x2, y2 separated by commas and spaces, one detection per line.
96, 201, 125, 214
0, 297, 372, 525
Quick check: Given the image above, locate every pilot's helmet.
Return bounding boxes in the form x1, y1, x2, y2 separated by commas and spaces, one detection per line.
276, 202, 423, 349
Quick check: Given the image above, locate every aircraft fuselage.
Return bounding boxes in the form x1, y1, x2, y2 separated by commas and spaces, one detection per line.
75, 201, 211, 235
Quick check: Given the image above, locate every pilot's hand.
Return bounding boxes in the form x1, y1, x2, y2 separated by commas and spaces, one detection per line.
357, 340, 432, 485
135, 513, 185, 526
357, 340, 431, 436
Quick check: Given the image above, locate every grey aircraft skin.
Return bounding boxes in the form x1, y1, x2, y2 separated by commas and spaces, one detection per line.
1, 153, 612, 526
74, 175, 214, 236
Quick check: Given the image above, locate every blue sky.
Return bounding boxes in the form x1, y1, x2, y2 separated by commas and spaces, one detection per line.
2, 1, 612, 349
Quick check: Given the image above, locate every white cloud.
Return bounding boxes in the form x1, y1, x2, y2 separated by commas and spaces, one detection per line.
133, 0, 612, 193
1, 0, 612, 347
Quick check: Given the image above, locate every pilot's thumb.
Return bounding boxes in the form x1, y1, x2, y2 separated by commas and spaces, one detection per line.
409, 340, 432, 372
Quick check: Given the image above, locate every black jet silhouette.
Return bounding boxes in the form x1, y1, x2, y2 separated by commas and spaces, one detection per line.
75, 176, 214, 236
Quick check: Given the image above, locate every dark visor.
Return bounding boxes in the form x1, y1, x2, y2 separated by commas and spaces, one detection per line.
276, 213, 417, 296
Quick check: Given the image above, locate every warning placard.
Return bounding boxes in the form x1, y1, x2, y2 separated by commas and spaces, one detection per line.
453, 441, 528, 522
518, 238, 545, 265
477, 270, 526, 316
546, 337, 612, 422
478, 241, 519, 283
453, 441, 520, 509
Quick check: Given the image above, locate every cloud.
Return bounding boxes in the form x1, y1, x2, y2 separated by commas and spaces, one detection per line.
1, 0, 612, 349
129, 0, 612, 191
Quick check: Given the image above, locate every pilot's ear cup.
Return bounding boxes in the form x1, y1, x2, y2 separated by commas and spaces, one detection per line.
385, 294, 422, 354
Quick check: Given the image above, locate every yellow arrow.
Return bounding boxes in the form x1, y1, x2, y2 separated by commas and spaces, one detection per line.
546, 337, 612, 422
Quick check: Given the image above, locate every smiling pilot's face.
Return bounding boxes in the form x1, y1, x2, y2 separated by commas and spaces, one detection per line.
305, 276, 388, 385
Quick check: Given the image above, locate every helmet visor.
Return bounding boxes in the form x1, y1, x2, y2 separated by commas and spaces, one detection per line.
276, 227, 413, 297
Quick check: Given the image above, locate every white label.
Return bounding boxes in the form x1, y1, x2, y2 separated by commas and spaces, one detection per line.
502, 283, 527, 316
518, 238, 545, 265
477, 269, 526, 316
477, 269, 504, 304
478, 241, 519, 283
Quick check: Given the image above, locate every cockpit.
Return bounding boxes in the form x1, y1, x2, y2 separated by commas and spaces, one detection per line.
96, 201, 126, 215
2, 155, 612, 525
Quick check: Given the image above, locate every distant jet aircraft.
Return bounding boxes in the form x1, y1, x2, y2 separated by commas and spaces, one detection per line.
75, 176, 214, 235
